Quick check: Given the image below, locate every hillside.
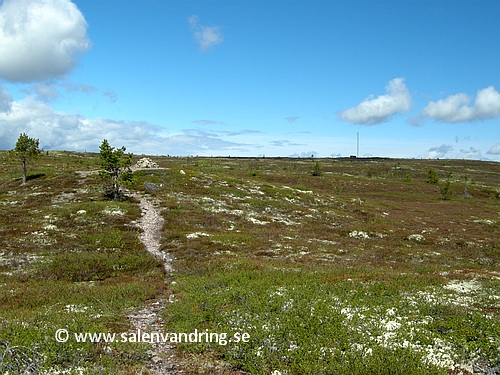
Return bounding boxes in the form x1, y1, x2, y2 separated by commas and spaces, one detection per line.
0, 152, 499, 374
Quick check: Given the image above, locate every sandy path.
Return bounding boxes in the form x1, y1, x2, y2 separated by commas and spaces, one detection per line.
127, 193, 178, 374
135, 193, 172, 273
75, 170, 179, 372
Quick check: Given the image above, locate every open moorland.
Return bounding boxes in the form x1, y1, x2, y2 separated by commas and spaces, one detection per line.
0, 151, 499, 374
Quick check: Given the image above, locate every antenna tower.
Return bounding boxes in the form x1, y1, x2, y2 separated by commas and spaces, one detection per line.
357, 132, 359, 158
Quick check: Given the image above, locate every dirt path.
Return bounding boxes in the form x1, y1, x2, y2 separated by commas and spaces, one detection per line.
75, 170, 179, 372
135, 193, 172, 273
127, 193, 179, 374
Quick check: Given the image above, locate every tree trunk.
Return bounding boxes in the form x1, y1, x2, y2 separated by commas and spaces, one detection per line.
113, 183, 119, 200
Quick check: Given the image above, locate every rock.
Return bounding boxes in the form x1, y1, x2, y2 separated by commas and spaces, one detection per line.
407, 234, 425, 243
348, 230, 369, 239
151, 356, 162, 364
144, 182, 162, 194
135, 157, 159, 169
165, 363, 175, 370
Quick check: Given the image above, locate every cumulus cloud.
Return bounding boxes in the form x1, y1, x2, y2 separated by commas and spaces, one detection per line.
338, 78, 412, 125
0, 85, 13, 112
188, 15, 223, 52
428, 144, 453, 159
0, 0, 90, 82
421, 86, 500, 123
0, 89, 252, 155
487, 143, 500, 155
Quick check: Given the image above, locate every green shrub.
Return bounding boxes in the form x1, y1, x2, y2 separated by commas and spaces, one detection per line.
427, 167, 439, 184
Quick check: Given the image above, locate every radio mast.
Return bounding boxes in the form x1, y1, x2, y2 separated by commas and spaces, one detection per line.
357, 132, 359, 158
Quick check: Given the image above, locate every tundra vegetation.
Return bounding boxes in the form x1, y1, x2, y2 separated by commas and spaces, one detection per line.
0, 151, 499, 374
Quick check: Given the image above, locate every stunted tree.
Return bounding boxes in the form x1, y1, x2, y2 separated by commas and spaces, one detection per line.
99, 139, 133, 200
311, 161, 323, 176
10, 133, 43, 184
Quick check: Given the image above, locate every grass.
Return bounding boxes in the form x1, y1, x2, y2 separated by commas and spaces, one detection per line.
0, 151, 165, 373
1, 152, 499, 374
155, 156, 499, 374
167, 258, 499, 374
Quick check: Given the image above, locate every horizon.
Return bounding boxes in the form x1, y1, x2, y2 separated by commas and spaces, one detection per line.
4, 148, 499, 164
0, 0, 499, 161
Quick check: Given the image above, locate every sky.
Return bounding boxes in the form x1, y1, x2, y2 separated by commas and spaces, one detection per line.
0, 0, 499, 160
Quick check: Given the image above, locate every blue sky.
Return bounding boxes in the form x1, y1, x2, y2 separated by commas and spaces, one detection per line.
0, 0, 499, 160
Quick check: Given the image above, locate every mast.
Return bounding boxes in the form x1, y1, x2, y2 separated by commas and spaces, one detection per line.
357, 132, 359, 158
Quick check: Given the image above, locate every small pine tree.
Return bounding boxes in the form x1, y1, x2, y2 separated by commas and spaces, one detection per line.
10, 133, 43, 184
427, 167, 439, 185
311, 161, 323, 176
440, 178, 452, 200
99, 139, 133, 200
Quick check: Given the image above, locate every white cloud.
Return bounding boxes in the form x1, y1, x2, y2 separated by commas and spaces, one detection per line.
422, 86, 500, 123
0, 0, 90, 82
458, 147, 482, 160
0, 90, 252, 155
22, 82, 98, 101
0, 85, 13, 113
188, 15, 223, 52
30, 83, 60, 101
428, 144, 453, 159
487, 143, 500, 155
338, 78, 412, 125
